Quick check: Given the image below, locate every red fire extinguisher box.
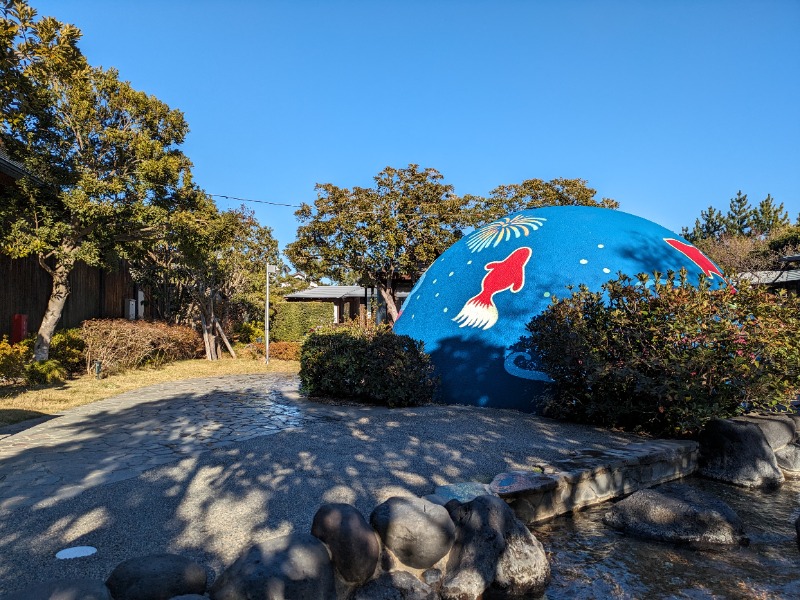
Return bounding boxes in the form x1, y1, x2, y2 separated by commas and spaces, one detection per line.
11, 314, 28, 344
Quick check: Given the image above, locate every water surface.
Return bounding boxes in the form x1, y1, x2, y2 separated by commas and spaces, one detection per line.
535, 477, 800, 599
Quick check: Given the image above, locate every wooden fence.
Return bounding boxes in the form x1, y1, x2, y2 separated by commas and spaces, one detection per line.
0, 254, 141, 340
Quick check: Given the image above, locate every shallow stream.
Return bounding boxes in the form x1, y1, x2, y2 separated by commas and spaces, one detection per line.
534, 477, 800, 599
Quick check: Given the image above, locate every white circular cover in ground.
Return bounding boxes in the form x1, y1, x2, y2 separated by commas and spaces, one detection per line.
55, 546, 97, 559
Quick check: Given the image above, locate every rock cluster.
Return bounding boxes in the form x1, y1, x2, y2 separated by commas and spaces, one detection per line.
3, 496, 549, 600
698, 415, 800, 488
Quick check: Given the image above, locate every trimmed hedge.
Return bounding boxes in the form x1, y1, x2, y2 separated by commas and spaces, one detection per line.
82, 319, 203, 375
272, 301, 332, 342
521, 270, 800, 436
300, 323, 438, 407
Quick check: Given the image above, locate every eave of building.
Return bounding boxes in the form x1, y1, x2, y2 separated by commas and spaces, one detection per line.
737, 270, 800, 285
0, 148, 27, 180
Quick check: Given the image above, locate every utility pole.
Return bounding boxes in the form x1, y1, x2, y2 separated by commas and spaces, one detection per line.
265, 264, 278, 363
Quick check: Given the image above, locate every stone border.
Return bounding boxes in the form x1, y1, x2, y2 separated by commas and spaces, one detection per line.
431, 440, 699, 525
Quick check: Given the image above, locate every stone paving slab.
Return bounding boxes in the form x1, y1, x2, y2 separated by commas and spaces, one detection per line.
0, 374, 313, 510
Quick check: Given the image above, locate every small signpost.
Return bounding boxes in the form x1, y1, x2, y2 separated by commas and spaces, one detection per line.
265, 264, 278, 363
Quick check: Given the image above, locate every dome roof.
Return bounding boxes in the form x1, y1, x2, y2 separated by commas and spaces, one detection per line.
394, 206, 726, 411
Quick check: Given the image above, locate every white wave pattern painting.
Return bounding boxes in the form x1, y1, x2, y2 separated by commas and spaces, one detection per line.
466, 215, 546, 253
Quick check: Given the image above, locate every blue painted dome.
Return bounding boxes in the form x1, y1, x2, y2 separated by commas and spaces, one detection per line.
393, 206, 726, 411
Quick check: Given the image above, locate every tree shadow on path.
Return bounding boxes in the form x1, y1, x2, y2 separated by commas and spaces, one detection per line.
0, 374, 639, 595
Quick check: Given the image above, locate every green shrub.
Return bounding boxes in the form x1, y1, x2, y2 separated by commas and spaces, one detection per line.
50, 329, 86, 374
82, 319, 203, 375
272, 301, 332, 342
234, 321, 264, 343
300, 322, 438, 407
24, 359, 68, 385
521, 270, 800, 437
269, 341, 301, 361
0, 336, 28, 382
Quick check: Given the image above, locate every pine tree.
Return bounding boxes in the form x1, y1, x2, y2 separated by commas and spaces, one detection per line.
683, 206, 726, 242
750, 194, 789, 236
722, 191, 754, 236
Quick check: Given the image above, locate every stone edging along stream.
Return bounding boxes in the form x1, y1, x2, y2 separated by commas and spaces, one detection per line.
435, 439, 699, 525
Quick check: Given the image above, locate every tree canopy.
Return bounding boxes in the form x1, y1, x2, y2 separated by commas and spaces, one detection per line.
286, 165, 615, 322
682, 191, 798, 274
1, 1, 203, 359
465, 177, 618, 224
683, 191, 791, 242
286, 164, 469, 322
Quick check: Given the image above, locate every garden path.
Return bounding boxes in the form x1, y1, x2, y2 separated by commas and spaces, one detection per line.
0, 374, 309, 510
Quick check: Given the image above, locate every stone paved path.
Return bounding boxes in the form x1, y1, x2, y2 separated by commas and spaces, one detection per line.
0, 373, 311, 510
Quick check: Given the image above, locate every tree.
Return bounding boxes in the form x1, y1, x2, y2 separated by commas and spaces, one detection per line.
722, 191, 755, 236
286, 167, 616, 323
683, 191, 795, 273
751, 194, 790, 236
286, 164, 471, 323
128, 204, 280, 359
465, 177, 618, 225
0, 2, 201, 360
683, 206, 726, 242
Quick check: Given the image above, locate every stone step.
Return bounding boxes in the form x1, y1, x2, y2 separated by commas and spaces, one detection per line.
489, 440, 699, 524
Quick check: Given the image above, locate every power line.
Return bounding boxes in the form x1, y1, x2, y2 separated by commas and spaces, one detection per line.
209, 194, 301, 208
208, 193, 469, 219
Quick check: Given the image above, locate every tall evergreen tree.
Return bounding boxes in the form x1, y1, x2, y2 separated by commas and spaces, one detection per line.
683, 206, 726, 242
722, 191, 754, 236
750, 194, 790, 235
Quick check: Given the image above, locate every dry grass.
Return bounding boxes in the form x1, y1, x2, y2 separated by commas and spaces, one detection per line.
0, 357, 299, 429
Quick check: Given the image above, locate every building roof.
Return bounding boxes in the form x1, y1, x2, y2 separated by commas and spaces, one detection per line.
284, 286, 371, 300
284, 285, 408, 301
737, 270, 800, 285
0, 147, 27, 180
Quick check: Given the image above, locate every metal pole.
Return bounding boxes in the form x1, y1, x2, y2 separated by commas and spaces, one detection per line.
265, 264, 277, 364
265, 266, 270, 364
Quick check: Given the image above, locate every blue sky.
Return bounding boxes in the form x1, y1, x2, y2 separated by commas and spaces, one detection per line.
33, 0, 800, 257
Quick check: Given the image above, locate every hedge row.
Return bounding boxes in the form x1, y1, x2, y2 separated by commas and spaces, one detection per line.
82, 319, 203, 375
271, 301, 332, 342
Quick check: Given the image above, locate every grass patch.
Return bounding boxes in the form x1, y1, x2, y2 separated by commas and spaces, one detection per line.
0, 357, 299, 429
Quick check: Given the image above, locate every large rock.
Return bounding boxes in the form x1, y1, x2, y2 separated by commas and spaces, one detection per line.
698, 418, 784, 488
603, 483, 747, 547
733, 415, 797, 450
370, 496, 455, 569
796, 514, 800, 551
2, 578, 112, 600
311, 503, 380, 584
775, 443, 800, 473
106, 553, 206, 600
209, 533, 335, 600
441, 495, 550, 600
348, 571, 438, 600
